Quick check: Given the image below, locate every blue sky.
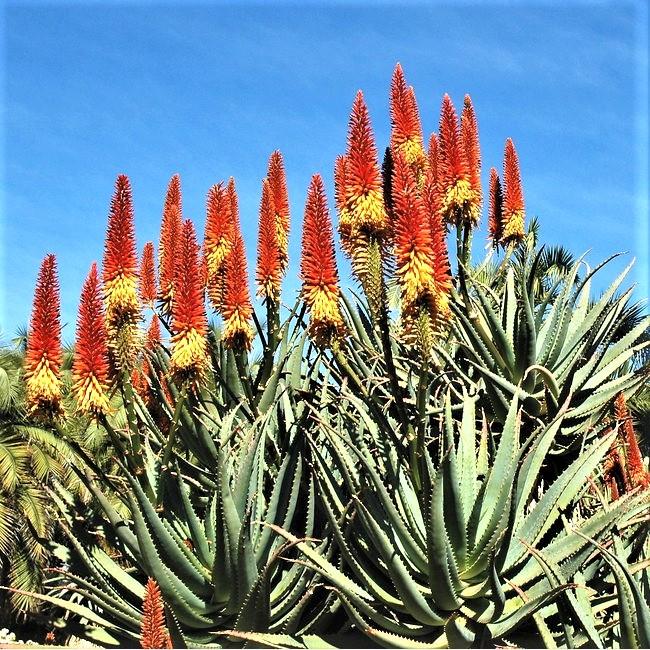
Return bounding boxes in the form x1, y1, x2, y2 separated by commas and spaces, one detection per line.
1, 1, 648, 341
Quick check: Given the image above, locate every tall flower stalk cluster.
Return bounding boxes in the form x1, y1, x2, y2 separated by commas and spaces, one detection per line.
22, 63, 533, 411
16, 63, 650, 650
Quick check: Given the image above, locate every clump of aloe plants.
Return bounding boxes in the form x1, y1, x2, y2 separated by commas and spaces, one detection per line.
6, 63, 649, 649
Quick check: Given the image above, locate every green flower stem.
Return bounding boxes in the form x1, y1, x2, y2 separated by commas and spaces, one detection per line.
120, 373, 142, 470
234, 347, 257, 417
157, 384, 188, 507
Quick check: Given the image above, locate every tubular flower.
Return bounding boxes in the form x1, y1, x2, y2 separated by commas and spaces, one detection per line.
437, 94, 479, 226
301, 174, 345, 346
339, 91, 388, 244
222, 224, 254, 351
103, 175, 140, 329
204, 183, 234, 313
488, 168, 504, 249
140, 578, 171, 650
256, 179, 282, 302
267, 151, 290, 273
461, 94, 482, 208
501, 138, 526, 245
73, 263, 111, 416
139, 242, 157, 306
158, 175, 183, 311
390, 64, 427, 183
170, 219, 209, 384
24, 254, 63, 416
614, 392, 650, 490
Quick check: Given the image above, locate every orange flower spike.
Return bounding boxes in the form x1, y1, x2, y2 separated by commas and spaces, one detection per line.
72, 263, 111, 416
501, 138, 526, 245
423, 134, 442, 230
300, 174, 345, 346
391, 151, 435, 314
390, 64, 427, 180
222, 224, 254, 351
437, 94, 478, 226
614, 392, 650, 490
340, 91, 388, 241
256, 179, 282, 302
140, 578, 171, 650
488, 168, 504, 249
25, 254, 63, 416
158, 175, 183, 309
146, 314, 161, 350
139, 242, 157, 306
461, 94, 482, 206
170, 219, 209, 384
227, 177, 241, 229
267, 151, 290, 272
103, 174, 140, 328
204, 183, 233, 313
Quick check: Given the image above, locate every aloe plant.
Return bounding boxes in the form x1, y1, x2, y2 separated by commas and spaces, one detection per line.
269, 389, 649, 648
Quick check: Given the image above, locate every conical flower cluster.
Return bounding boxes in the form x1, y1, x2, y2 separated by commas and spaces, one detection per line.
25, 254, 63, 416
140, 578, 171, 649
103, 174, 140, 329
461, 95, 482, 210
392, 151, 436, 316
140, 242, 157, 306
158, 175, 183, 313
256, 179, 282, 302
488, 168, 504, 248
390, 64, 427, 183
204, 182, 234, 313
338, 91, 389, 247
501, 138, 526, 245
437, 94, 480, 226
423, 133, 452, 322
267, 151, 290, 273
301, 174, 345, 346
72, 263, 111, 416
170, 220, 209, 384
222, 217, 254, 350
614, 392, 650, 491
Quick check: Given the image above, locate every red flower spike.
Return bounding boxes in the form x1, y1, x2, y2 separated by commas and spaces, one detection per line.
25, 254, 63, 416
300, 174, 345, 346
501, 138, 526, 244
102, 174, 140, 327
73, 263, 111, 416
222, 218, 254, 350
140, 578, 171, 649
437, 94, 479, 225
158, 175, 183, 310
488, 168, 504, 249
391, 151, 435, 312
390, 63, 426, 179
139, 242, 157, 305
170, 219, 208, 383
339, 91, 387, 241
267, 150, 290, 271
204, 183, 234, 313
423, 134, 442, 232
146, 314, 161, 350
164, 174, 182, 217
461, 94, 482, 205
614, 392, 650, 490
256, 179, 282, 302
227, 177, 241, 229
